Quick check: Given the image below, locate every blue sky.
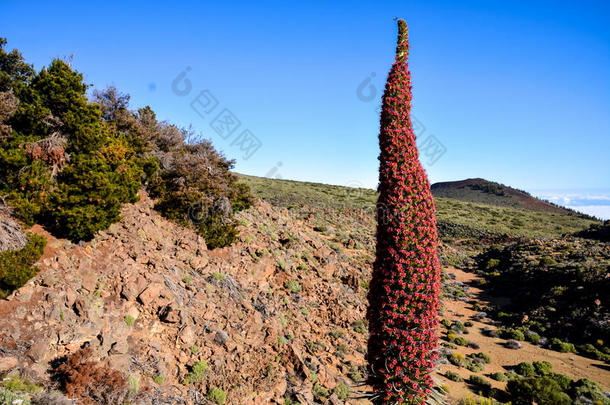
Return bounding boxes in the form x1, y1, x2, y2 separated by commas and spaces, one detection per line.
2, 0, 609, 217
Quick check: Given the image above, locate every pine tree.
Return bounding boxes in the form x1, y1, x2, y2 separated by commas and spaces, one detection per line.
367, 19, 441, 404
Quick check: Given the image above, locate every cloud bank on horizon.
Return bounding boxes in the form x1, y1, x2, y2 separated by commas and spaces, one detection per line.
530, 189, 610, 220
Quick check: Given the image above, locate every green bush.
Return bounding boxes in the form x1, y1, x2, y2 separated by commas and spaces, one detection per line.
0, 43, 144, 241
333, 383, 350, 400
284, 280, 302, 293
0, 233, 46, 298
570, 378, 609, 405
207, 388, 226, 404
490, 372, 507, 382
1, 40, 253, 248
182, 360, 209, 384
515, 362, 536, 377
550, 338, 576, 353
468, 375, 491, 388
507, 376, 571, 405
500, 328, 525, 341
532, 361, 552, 376
0, 389, 30, 405
454, 337, 469, 346
525, 331, 541, 344
470, 352, 491, 364
445, 371, 463, 382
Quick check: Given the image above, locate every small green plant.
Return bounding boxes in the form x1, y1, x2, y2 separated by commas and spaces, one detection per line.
182, 276, 192, 284
0, 233, 46, 298
515, 362, 536, 377
533, 360, 552, 376
284, 280, 302, 293
500, 328, 525, 341
445, 371, 463, 382
333, 383, 350, 400
0, 389, 30, 405
190, 345, 199, 355
207, 388, 226, 404
153, 375, 165, 385
330, 329, 345, 339
550, 338, 576, 353
351, 319, 366, 334
124, 314, 135, 326
490, 372, 507, 382
183, 360, 209, 384
454, 336, 469, 346
468, 375, 491, 388
525, 331, 541, 344
128, 374, 138, 394
277, 336, 287, 345
312, 384, 329, 401
1, 375, 42, 393
212, 272, 226, 282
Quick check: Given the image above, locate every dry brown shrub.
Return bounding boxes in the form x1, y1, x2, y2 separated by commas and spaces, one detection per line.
52, 346, 128, 405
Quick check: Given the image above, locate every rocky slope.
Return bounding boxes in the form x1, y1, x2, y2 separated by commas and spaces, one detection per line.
0, 191, 374, 404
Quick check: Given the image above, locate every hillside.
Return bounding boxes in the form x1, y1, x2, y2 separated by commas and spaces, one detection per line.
430, 178, 586, 217
239, 175, 599, 240
0, 177, 608, 404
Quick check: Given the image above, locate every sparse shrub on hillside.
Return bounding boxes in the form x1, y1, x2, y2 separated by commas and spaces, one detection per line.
500, 328, 525, 341
468, 375, 491, 389
490, 372, 507, 382
550, 338, 576, 353
0, 232, 46, 298
182, 360, 209, 384
207, 388, 226, 404
367, 20, 441, 404
532, 361, 552, 376
515, 362, 536, 377
507, 376, 572, 405
445, 371, 463, 382
51, 346, 128, 404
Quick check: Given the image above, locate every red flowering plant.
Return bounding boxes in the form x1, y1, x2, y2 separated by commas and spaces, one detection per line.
366, 19, 441, 404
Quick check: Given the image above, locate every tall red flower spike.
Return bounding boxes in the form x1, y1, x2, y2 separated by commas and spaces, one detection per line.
367, 19, 441, 404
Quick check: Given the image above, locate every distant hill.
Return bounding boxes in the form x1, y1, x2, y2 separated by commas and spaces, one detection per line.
430, 178, 587, 217
238, 174, 599, 240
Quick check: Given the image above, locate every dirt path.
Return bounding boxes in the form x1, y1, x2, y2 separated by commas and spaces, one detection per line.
435, 266, 610, 404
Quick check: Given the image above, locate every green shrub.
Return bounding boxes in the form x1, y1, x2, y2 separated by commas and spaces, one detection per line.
500, 328, 525, 341
570, 378, 609, 404
0, 233, 46, 298
124, 315, 135, 326
490, 372, 507, 382
207, 388, 226, 404
507, 376, 571, 405
525, 331, 541, 344
515, 362, 536, 377
468, 375, 491, 388
445, 371, 463, 382
0, 389, 30, 405
532, 361, 552, 376
577, 343, 610, 362
284, 280, 301, 293
471, 352, 491, 364
449, 353, 467, 368
333, 383, 350, 400
550, 338, 576, 353
1, 375, 42, 393
312, 384, 329, 401
454, 337, 469, 346
351, 319, 366, 334
183, 360, 209, 384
